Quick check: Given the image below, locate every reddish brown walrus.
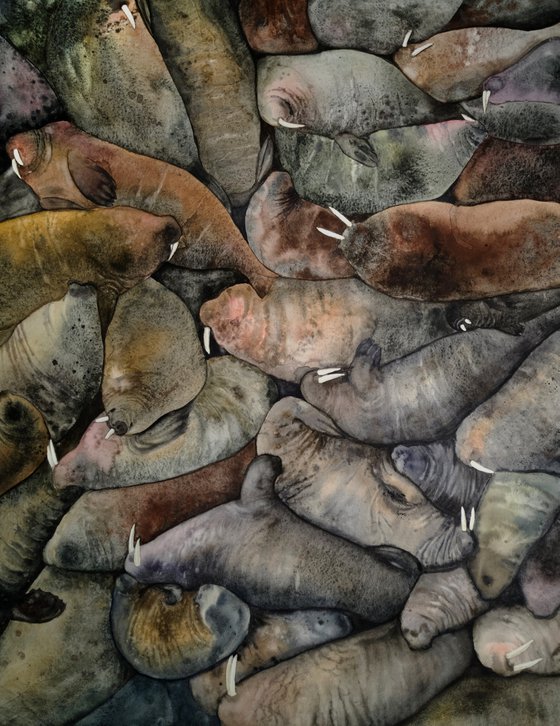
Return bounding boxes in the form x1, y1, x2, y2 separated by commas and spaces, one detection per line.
238, 0, 318, 54
337, 199, 560, 300
0, 207, 179, 343
6, 121, 277, 294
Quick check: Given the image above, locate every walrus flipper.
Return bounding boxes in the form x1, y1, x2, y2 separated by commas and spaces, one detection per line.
11, 588, 66, 623
67, 149, 116, 206
335, 133, 379, 167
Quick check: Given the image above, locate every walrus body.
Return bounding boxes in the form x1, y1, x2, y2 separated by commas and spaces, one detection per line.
461, 97, 560, 145
520, 516, 560, 618
8, 122, 276, 293
238, 0, 318, 54
449, 0, 560, 30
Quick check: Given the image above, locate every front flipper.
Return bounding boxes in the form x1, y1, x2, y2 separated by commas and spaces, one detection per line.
67, 149, 116, 207
11, 588, 66, 623
335, 134, 379, 167
348, 338, 382, 392
447, 301, 524, 336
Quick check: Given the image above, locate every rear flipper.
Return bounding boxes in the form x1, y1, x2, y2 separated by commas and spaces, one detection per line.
11, 588, 66, 623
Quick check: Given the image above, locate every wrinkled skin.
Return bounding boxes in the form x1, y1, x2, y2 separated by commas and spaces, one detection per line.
456, 330, 560, 474
462, 97, 560, 145
0, 285, 102, 441
394, 23, 560, 103
103, 279, 206, 436
125, 456, 421, 622
7, 121, 276, 294
449, 0, 560, 30
218, 623, 472, 726
301, 307, 560, 445
238, 0, 318, 54
257, 398, 473, 569
191, 608, 352, 714
401, 567, 490, 650
53, 357, 276, 490
520, 515, 560, 618
0, 392, 49, 496
474, 605, 560, 676
275, 121, 485, 216
469, 472, 560, 600
111, 576, 250, 679
200, 278, 458, 382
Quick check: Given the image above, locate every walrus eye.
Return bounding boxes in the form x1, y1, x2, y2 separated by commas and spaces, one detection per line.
381, 481, 410, 507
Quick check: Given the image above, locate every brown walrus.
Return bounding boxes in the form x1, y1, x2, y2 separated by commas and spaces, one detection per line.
0, 206, 180, 343
7, 121, 277, 294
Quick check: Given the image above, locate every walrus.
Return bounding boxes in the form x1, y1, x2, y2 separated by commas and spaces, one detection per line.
394, 23, 560, 103
199, 278, 461, 383
448, 0, 560, 30
468, 472, 560, 600
43, 442, 255, 572
218, 623, 472, 726
401, 567, 490, 650
335, 199, 560, 300
52, 356, 276, 490
137, 0, 262, 202
110, 576, 250, 679
456, 330, 560, 474
307, 0, 462, 55
0, 206, 180, 344
257, 398, 473, 569
461, 97, 560, 145
125, 455, 421, 622
7, 121, 277, 294
474, 605, 560, 676
275, 120, 486, 215
0, 285, 103, 441
258, 51, 457, 165
102, 279, 206, 436
300, 305, 560, 445
0, 392, 49, 496
238, 0, 318, 54
190, 609, 352, 715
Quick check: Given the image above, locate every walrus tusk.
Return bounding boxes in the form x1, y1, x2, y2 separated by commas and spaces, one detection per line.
460, 506, 467, 532
317, 367, 342, 376
105, 428, 115, 440
328, 206, 352, 228
469, 460, 495, 474
168, 241, 179, 261
95, 414, 109, 423
226, 654, 238, 697
506, 639, 534, 661
512, 657, 542, 673
317, 372, 346, 384
203, 326, 211, 355
316, 227, 345, 241
461, 114, 477, 124
278, 118, 305, 129
47, 440, 58, 469
469, 507, 476, 532
402, 30, 413, 48
121, 4, 136, 29
134, 537, 141, 566
13, 148, 24, 166
11, 158, 22, 179
459, 323, 467, 332
482, 90, 491, 113
411, 43, 433, 57
128, 524, 136, 556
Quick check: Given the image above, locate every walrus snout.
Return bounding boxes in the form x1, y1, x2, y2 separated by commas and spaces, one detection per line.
156, 218, 181, 247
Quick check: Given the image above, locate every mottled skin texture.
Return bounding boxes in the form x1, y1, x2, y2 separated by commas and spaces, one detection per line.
0, 393, 49, 496
0, 0, 56, 69
44, 0, 199, 172
0, 168, 41, 221
191, 609, 352, 715
275, 121, 486, 216
0, 567, 131, 725
8, 121, 276, 294
53, 357, 276, 490
200, 278, 457, 382
103, 279, 206, 436
308, 0, 462, 55
484, 39, 560, 105
0, 35, 61, 169
141, 0, 261, 200
448, 0, 560, 30
0, 206, 179, 344
257, 398, 473, 569
457, 330, 560, 474
469, 472, 560, 600
125, 456, 421, 622
394, 23, 560, 103
301, 306, 560, 445
474, 606, 560, 676
339, 200, 560, 300
238, 0, 318, 54
401, 567, 490, 650
111, 577, 250, 679
245, 171, 355, 279
520, 516, 560, 618
218, 623, 472, 726
453, 138, 560, 204
462, 97, 560, 145
44, 442, 255, 572
392, 440, 490, 516
0, 285, 102, 441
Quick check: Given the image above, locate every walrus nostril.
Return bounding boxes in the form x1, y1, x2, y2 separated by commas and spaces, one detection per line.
4, 401, 23, 423
482, 574, 494, 587
112, 420, 129, 436
158, 219, 181, 246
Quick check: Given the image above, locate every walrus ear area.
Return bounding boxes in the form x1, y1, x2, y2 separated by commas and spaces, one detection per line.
68, 150, 116, 206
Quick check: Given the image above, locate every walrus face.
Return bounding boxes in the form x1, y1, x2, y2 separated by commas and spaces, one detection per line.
257, 59, 320, 130
200, 284, 263, 356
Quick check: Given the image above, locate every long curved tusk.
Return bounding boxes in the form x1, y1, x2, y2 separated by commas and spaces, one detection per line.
121, 4, 136, 29
512, 657, 542, 673
328, 206, 352, 228
128, 524, 136, 556
317, 367, 342, 376
133, 538, 141, 567
482, 89, 491, 113
469, 460, 495, 474
402, 30, 413, 48
278, 118, 305, 129
316, 226, 345, 241
11, 158, 22, 179
13, 148, 24, 166
411, 43, 433, 57
506, 639, 534, 661
318, 372, 346, 384
460, 506, 467, 532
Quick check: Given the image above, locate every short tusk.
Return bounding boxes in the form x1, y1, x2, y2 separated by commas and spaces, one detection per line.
506, 639, 534, 661
328, 206, 352, 228
95, 414, 109, 423
317, 367, 342, 376
168, 241, 179, 261
226, 654, 238, 697
402, 30, 413, 48
469, 460, 495, 474
411, 42, 433, 57
49, 440, 58, 467
105, 428, 115, 440
128, 524, 136, 556
464, 318, 472, 325
11, 158, 22, 179
512, 657, 542, 673
461, 114, 477, 124
13, 148, 24, 166
316, 226, 345, 241
133, 538, 141, 567
482, 89, 491, 113
460, 506, 467, 532
459, 323, 467, 332
318, 372, 346, 384
203, 326, 211, 355
121, 4, 136, 29
278, 118, 305, 129
469, 506, 476, 532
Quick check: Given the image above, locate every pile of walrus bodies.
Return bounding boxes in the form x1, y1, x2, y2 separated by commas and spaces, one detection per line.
0, 0, 560, 723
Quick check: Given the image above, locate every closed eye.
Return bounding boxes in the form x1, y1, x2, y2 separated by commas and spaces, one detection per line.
382, 482, 411, 508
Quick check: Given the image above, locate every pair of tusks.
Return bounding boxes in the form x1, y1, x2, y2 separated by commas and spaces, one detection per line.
460, 506, 476, 532
127, 523, 141, 567
95, 415, 117, 441
505, 639, 542, 673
